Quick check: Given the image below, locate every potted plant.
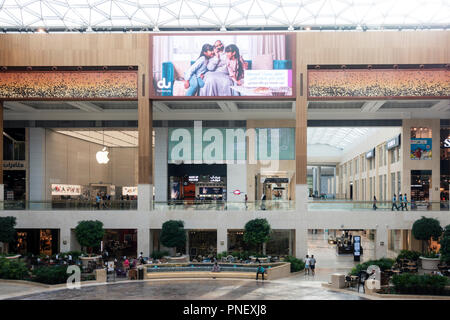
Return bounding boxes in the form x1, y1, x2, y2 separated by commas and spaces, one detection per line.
412, 217, 443, 270
74, 220, 105, 265
160, 220, 187, 262
243, 218, 272, 257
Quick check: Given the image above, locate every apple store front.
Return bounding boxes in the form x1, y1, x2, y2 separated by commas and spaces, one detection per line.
28, 128, 138, 208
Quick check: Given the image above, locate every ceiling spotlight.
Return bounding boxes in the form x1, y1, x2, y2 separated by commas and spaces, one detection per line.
393, 64, 399, 69
51, 66, 58, 71
1, 66, 7, 71
314, 65, 320, 69
26, 66, 33, 71
153, 26, 160, 32
288, 25, 294, 31
220, 25, 227, 32
367, 64, 373, 70
102, 66, 108, 71
305, 26, 311, 31
37, 27, 45, 33
86, 26, 93, 32
419, 64, 424, 69
77, 66, 83, 71
341, 65, 347, 70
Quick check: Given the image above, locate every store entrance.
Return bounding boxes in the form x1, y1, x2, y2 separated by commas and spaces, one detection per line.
3, 170, 26, 201
15, 229, 59, 256
188, 230, 217, 260
168, 164, 227, 201
411, 170, 431, 208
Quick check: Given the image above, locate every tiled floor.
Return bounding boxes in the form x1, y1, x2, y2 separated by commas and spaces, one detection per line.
9, 279, 366, 300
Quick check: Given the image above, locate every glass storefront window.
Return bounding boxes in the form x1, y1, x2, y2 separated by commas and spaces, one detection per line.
441, 127, 450, 203
411, 170, 431, 202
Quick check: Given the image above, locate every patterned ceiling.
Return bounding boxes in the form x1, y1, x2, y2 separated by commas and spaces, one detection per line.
0, 0, 448, 31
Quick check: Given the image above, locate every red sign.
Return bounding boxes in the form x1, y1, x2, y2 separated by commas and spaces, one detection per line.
233, 190, 241, 195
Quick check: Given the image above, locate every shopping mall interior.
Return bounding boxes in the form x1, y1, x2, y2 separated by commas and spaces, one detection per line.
0, 3, 448, 282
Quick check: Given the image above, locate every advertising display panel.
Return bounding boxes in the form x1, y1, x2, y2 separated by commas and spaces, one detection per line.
122, 186, 138, 196
51, 184, 81, 196
151, 33, 295, 98
411, 138, 432, 160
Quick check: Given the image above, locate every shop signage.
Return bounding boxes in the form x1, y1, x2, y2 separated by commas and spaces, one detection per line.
444, 138, 450, 148
264, 177, 289, 184
386, 134, 401, 150
365, 148, 375, 159
209, 175, 221, 182
353, 236, 361, 256
122, 186, 138, 196
51, 184, 81, 196
233, 190, 241, 195
3, 161, 26, 170
188, 176, 199, 182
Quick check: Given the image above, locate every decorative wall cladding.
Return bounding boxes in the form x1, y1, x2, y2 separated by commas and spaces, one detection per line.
0, 71, 138, 99
308, 68, 450, 99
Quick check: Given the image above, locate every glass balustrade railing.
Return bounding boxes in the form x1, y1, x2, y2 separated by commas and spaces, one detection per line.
0, 199, 447, 211
0, 200, 138, 210
307, 200, 449, 211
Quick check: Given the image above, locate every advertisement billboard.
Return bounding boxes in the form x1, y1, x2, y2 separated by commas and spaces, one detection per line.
411, 138, 432, 160
151, 33, 295, 98
51, 184, 81, 196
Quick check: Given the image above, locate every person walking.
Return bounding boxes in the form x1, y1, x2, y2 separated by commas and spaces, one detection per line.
373, 195, 378, 210
304, 255, 310, 275
399, 193, 403, 210
245, 194, 248, 210
391, 194, 399, 211
403, 193, 408, 211
260, 193, 266, 210
96, 193, 101, 210
309, 255, 316, 276
256, 263, 266, 280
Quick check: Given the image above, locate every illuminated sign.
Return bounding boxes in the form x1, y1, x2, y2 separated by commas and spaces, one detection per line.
122, 186, 138, 196
51, 184, 81, 196
209, 175, 221, 182
365, 148, 375, 159
444, 138, 450, 148
386, 134, 401, 150
188, 176, 199, 182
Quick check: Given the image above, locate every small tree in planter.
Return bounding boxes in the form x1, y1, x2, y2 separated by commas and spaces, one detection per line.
160, 220, 186, 257
439, 225, 450, 264
412, 217, 442, 255
412, 217, 443, 271
0, 216, 17, 254
74, 220, 105, 255
243, 218, 271, 256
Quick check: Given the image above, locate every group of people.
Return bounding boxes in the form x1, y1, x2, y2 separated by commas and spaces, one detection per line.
184, 40, 247, 96
372, 193, 408, 210
304, 254, 317, 276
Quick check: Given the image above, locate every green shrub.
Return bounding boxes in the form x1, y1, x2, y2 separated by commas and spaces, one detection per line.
350, 258, 395, 276
32, 265, 69, 284
396, 250, 422, 262
284, 256, 305, 272
150, 250, 169, 260
439, 225, 450, 264
392, 273, 449, 295
216, 251, 228, 259
0, 257, 29, 280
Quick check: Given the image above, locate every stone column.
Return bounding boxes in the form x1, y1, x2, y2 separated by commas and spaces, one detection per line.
137, 228, 150, 257
375, 226, 388, 259
154, 127, 168, 202
59, 228, 71, 253
316, 166, 321, 196
217, 228, 228, 255
138, 76, 153, 211
185, 230, 190, 257
29, 128, 47, 205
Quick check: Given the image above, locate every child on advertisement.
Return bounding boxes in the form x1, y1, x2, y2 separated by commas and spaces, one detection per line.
184, 44, 215, 96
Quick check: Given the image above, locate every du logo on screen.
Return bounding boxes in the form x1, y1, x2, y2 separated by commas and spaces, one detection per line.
157, 78, 171, 89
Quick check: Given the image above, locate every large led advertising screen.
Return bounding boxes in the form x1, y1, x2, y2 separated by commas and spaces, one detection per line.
151, 33, 295, 99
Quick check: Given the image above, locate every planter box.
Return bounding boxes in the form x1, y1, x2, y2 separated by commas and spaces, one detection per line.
80, 255, 102, 266
420, 257, 440, 270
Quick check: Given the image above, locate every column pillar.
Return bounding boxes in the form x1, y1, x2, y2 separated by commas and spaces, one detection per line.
137, 228, 150, 257
138, 67, 153, 211
59, 228, 71, 253
375, 226, 388, 259
317, 166, 321, 196
185, 230, 190, 258
312, 167, 317, 195
217, 228, 228, 255
295, 49, 308, 259
0, 101, 3, 203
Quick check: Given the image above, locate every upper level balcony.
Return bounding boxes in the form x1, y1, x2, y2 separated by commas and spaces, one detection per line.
1, 200, 448, 212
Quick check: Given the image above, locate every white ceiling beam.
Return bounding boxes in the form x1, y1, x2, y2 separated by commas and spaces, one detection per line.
153, 101, 171, 112
4, 102, 37, 112
292, 101, 296, 113
66, 101, 104, 112
430, 100, 450, 111
216, 101, 231, 112
361, 101, 386, 112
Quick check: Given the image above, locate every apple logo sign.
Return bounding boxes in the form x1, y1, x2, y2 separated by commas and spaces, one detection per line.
96, 147, 110, 164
